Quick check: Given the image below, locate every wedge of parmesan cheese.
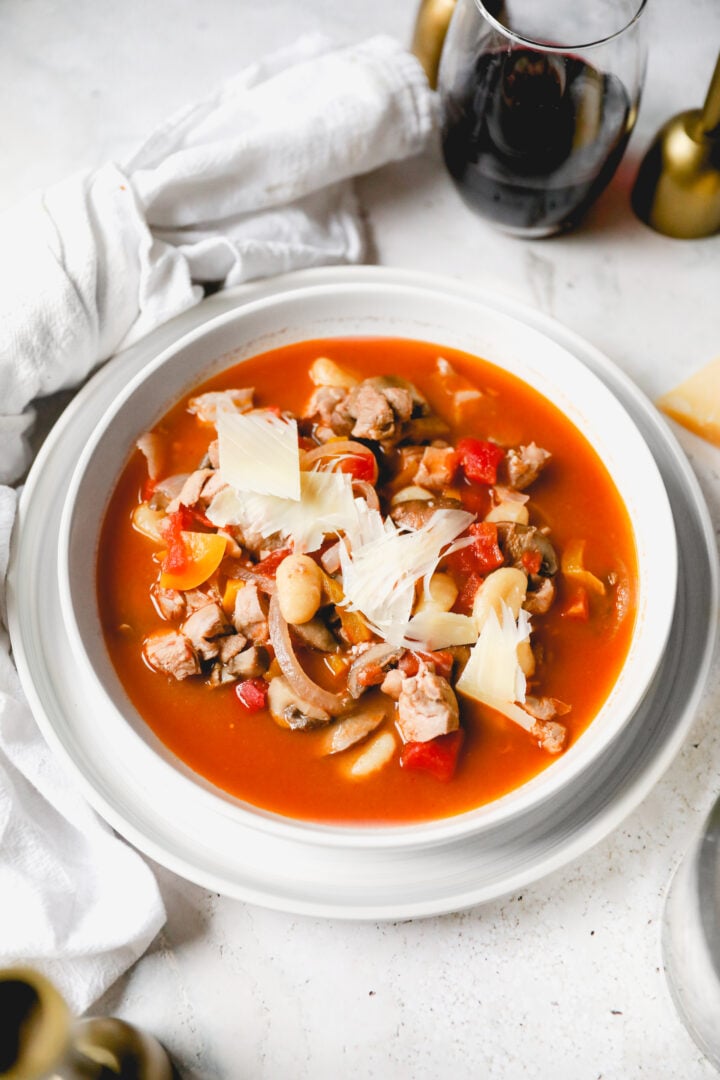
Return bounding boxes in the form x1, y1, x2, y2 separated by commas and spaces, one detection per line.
456, 602, 531, 715
657, 356, 720, 447
217, 410, 300, 500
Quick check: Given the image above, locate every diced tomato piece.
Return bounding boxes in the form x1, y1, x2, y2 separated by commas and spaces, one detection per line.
445, 522, 504, 581
338, 450, 377, 484
458, 482, 491, 517
400, 729, 465, 781
176, 502, 214, 530
454, 571, 483, 615
420, 650, 454, 680
235, 678, 268, 712
468, 522, 505, 573
561, 588, 589, 621
522, 549, 543, 575
254, 548, 292, 576
456, 437, 505, 485
161, 510, 190, 574
398, 652, 420, 677
400, 650, 454, 680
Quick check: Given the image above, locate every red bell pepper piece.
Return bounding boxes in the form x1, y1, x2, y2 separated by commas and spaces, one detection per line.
235, 678, 269, 712
561, 588, 589, 621
457, 437, 505, 485
400, 729, 465, 782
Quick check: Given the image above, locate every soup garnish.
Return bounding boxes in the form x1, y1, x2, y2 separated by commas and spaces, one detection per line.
98, 338, 636, 824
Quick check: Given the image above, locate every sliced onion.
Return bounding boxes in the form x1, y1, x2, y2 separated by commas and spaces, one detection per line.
226, 564, 276, 595
351, 480, 380, 511
268, 593, 348, 716
301, 440, 379, 484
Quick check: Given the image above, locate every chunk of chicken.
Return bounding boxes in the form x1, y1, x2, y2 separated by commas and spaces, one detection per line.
331, 377, 419, 443
150, 584, 185, 622
306, 385, 348, 426
232, 583, 270, 644
181, 602, 231, 660
142, 631, 200, 680
396, 667, 460, 743
531, 719, 568, 754
413, 446, 459, 491
167, 468, 214, 513
506, 443, 551, 490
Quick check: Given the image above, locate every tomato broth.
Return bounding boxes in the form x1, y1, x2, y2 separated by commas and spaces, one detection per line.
97, 337, 637, 825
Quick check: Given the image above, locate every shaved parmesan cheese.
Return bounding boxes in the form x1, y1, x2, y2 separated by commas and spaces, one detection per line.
217, 410, 300, 500
206, 471, 358, 554
339, 508, 474, 643
397, 611, 478, 651
456, 602, 531, 713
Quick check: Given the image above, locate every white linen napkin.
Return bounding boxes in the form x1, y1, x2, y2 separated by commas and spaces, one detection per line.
0, 34, 436, 1012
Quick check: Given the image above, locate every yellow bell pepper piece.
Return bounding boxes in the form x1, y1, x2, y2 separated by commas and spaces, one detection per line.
561, 539, 606, 596
320, 570, 374, 644
221, 578, 245, 616
159, 532, 227, 591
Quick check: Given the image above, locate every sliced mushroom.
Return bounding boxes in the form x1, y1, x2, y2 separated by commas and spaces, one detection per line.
290, 616, 338, 653
390, 496, 464, 530
347, 643, 405, 699
267, 676, 331, 731
318, 702, 387, 755
496, 523, 558, 576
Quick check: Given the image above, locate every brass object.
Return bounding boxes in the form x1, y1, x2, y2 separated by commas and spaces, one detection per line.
410, 0, 457, 88
632, 51, 720, 238
0, 967, 176, 1080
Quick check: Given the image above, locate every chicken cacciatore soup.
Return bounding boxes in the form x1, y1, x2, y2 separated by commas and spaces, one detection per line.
97, 337, 637, 826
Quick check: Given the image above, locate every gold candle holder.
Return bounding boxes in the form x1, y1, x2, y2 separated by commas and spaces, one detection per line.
0, 967, 176, 1080
632, 51, 720, 238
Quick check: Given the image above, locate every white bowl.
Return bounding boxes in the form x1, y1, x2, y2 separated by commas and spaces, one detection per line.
57, 275, 677, 852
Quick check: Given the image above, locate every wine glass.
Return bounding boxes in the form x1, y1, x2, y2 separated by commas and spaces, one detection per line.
437, 0, 648, 237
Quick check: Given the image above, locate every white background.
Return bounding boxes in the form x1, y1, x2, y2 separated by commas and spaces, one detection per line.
3, 1, 720, 1077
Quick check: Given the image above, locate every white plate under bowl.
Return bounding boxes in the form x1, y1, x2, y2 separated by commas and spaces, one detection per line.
7, 267, 715, 917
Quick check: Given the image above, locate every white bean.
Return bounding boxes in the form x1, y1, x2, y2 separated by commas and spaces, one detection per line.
275, 554, 323, 625
390, 485, 433, 506
415, 572, 459, 615
347, 731, 397, 778
472, 567, 528, 628
485, 500, 530, 526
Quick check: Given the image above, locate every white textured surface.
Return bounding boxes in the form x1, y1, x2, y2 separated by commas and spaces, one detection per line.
4, 0, 720, 1076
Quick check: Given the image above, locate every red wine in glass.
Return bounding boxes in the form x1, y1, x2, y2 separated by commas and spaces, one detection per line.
441, 47, 632, 235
